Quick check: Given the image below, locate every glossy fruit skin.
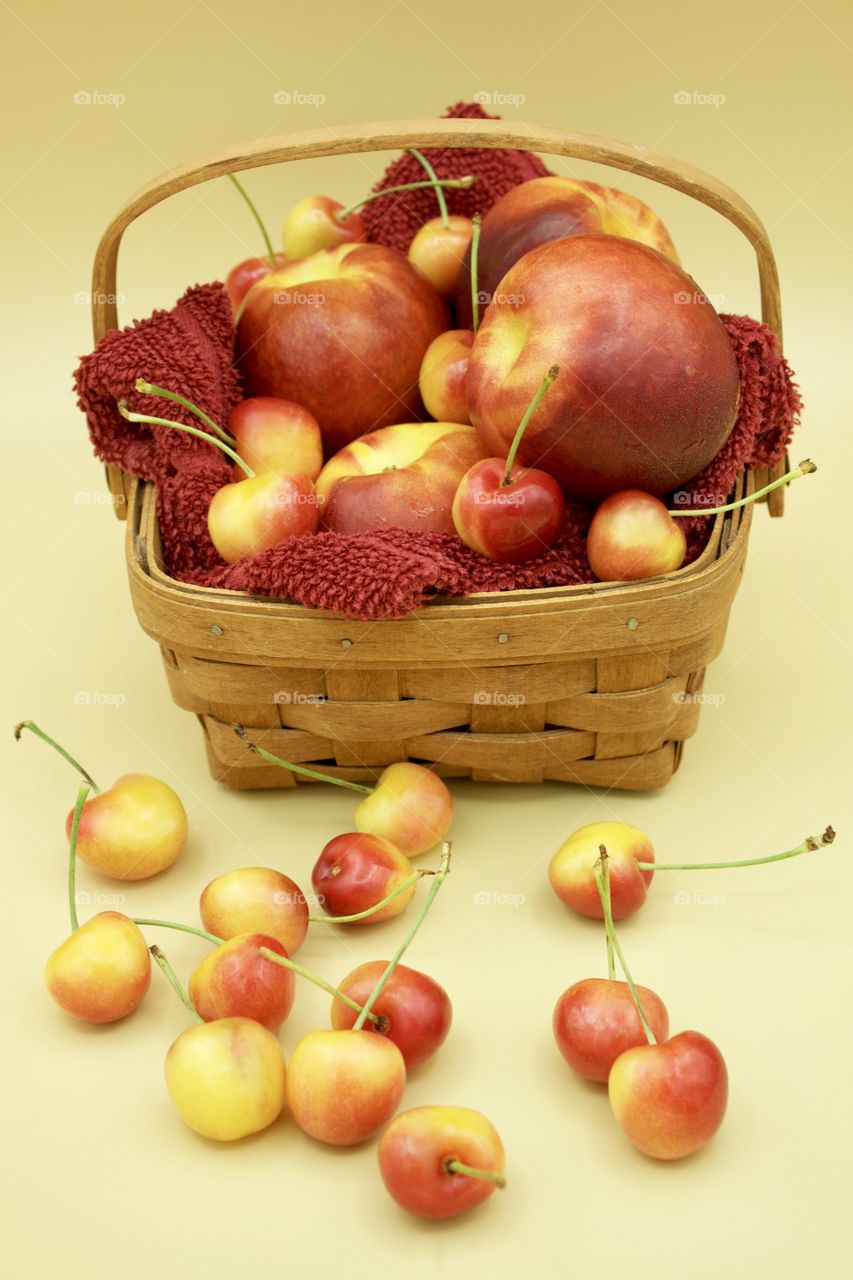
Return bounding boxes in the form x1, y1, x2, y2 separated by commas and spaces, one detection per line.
188, 933, 295, 1030
207, 471, 318, 564
452, 457, 565, 563
378, 1106, 505, 1220
282, 195, 366, 259
316, 421, 487, 536
45, 912, 151, 1023
455, 175, 680, 328
548, 821, 655, 920
608, 1030, 728, 1160
330, 961, 452, 1070
418, 329, 474, 424
286, 1029, 406, 1146
226, 253, 287, 314
311, 833, 416, 924
200, 867, 309, 957
164, 1016, 287, 1141
467, 235, 740, 503
354, 762, 453, 857
552, 979, 670, 1083
236, 243, 448, 454
587, 490, 687, 581
229, 397, 323, 481
64, 775, 188, 881
408, 215, 473, 296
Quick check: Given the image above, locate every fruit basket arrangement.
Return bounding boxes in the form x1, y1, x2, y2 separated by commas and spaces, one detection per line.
75, 105, 803, 791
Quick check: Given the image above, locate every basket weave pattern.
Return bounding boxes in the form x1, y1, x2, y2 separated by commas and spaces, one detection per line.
94, 119, 783, 792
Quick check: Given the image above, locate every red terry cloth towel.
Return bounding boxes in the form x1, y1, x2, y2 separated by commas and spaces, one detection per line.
360, 100, 554, 253
164, 313, 801, 617
73, 282, 242, 482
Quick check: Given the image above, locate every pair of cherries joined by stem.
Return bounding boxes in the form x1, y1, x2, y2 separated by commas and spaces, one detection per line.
553, 850, 728, 1160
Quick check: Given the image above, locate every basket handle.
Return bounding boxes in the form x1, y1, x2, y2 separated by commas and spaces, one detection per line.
91, 117, 787, 512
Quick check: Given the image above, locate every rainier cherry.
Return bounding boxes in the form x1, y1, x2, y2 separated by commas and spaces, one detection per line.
17, 721, 187, 881
378, 1107, 506, 1219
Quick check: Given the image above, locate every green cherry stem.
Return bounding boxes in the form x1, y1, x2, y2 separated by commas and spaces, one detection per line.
67, 783, 90, 932
354, 841, 452, 1031
408, 148, 450, 228
258, 947, 381, 1025
132, 918, 223, 946
227, 173, 277, 268
15, 720, 101, 793
636, 825, 835, 872
444, 1159, 506, 1188
134, 380, 235, 446
129, 916, 381, 1024
118, 402, 254, 477
502, 365, 559, 486
150, 946, 203, 1023
593, 854, 655, 1046
470, 213, 482, 334
335, 174, 476, 223
668, 459, 816, 517
307, 868, 433, 924
599, 844, 616, 982
234, 724, 372, 794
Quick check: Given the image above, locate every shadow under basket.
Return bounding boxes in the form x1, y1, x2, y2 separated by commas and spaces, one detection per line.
94, 117, 790, 791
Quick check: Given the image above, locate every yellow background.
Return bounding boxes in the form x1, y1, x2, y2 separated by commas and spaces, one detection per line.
2, 1, 851, 1275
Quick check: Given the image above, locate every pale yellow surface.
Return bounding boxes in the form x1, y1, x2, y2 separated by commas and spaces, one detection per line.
2, 2, 852, 1276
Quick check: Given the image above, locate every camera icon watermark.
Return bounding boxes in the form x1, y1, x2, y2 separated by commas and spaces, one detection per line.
73, 490, 124, 506
75, 890, 127, 907
475, 289, 525, 307
672, 690, 726, 706
273, 690, 328, 705
73, 90, 126, 108
273, 888, 320, 907
273, 290, 325, 306
671, 489, 728, 507
473, 890, 526, 907
74, 691, 126, 707
673, 290, 725, 308
472, 690, 526, 707
273, 90, 326, 107
473, 90, 526, 108
673, 90, 725, 108
673, 889, 725, 906
73, 290, 125, 306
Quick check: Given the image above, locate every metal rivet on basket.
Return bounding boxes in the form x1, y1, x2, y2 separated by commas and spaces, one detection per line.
210, 624, 223, 636
340, 638, 353, 649
497, 632, 509, 644
626, 617, 639, 631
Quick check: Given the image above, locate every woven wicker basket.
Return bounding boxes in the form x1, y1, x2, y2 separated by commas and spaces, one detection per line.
91, 118, 788, 791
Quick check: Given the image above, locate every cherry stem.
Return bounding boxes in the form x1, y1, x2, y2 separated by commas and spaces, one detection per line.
444, 1159, 506, 1188
132, 918, 223, 946
15, 720, 100, 793
599, 844, 616, 981
353, 841, 452, 1031
593, 854, 655, 1046
118, 402, 254, 477
134, 380, 235, 446
227, 173, 277, 268
636, 825, 835, 872
307, 868, 432, 924
502, 365, 560, 486
470, 213, 482, 334
257, 947, 381, 1025
234, 724, 373, 793
335, 174, 475, 223
67, 784, 89, 932
150, 946, 203, 1023
407, 148, 450, 228
668, 459, 816, 517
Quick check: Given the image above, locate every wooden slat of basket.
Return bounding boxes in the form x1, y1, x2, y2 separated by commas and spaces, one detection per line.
546, 675, 693, 734
322, 670, 405, 767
